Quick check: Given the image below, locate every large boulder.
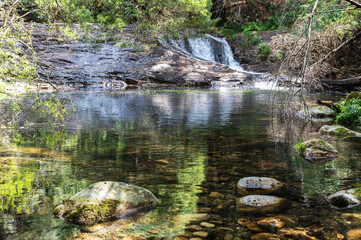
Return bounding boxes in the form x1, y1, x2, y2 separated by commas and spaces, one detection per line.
53, 181, 158, 224
236, 195, 289, 214
320, 125, 361, 138
294, 138, 338, 162
298, 106, 334, 122
327, 189, 360, 209
237, 177, 284, 195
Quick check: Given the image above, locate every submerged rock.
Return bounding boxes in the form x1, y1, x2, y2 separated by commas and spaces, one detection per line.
53, 181, 158, 224
320, 125, 361, 137
327, 189, 360, 209
250, 233, 279, 240
257, 217, 285, 232
237, 177, 284, 195
294, 138, 338, 162
347, 228, 361, 240
236, 195, 289, 214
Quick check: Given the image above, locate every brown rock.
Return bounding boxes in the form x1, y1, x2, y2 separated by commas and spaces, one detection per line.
347, 229, 361, 240
250, 233, 280, 240
200, 222, 215, 228
279, 229, 317, 240
193, 231, 209, 238
186, 225, 203, 231
247, 222, 263, 232
237, 218, 251, 226
236, 195, 290, 214
257, 217, 285, 232
209, 192, 225, 198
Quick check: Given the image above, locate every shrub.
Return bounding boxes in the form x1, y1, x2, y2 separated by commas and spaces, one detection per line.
335, 98, 361, 129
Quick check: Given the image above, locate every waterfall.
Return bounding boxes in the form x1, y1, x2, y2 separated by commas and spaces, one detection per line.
160, 34, 245, 72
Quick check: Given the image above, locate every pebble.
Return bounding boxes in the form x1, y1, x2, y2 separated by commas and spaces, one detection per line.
347, 228, 361, 240
186, 225, 202, 231
250, 233, 279, 240
246, 222, 263, 232
192, 231, 209, 238
209, 192, 225, 198
257, 217, 285, 232
200, 222, 215, 228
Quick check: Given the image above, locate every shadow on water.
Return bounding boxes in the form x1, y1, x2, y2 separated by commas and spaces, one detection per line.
0, 89, 360, 239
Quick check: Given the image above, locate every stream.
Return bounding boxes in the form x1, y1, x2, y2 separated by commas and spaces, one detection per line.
0, 89, 361, 239
1, 30, 361, 239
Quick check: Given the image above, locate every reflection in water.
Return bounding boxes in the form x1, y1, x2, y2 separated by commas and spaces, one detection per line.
0, 90, 361, 239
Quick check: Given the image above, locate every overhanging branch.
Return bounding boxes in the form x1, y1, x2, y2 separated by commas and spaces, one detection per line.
345, 0, 361, 8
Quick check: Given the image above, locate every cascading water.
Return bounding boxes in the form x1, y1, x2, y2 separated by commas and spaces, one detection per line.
161, 34, 246, 73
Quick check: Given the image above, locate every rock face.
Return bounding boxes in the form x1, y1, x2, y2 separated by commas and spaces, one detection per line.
53, 181, 158, 224
320, 125, 360, 137
294, 138, 338, 162
236, 195, 289, 214
236, 177, 284, 195
327, 189, 360, 209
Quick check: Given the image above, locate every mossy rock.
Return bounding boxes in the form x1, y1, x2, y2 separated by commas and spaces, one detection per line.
53, 181, 158, 224
298, 106, 334, 120
320, 125, 360, 137
346, 91, 361, 101
293, 138, 338, 162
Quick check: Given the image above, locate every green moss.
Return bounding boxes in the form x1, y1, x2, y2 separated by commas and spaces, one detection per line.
65, 199, 120, 223
354, 188, 361, 200
334, 127, 356, 136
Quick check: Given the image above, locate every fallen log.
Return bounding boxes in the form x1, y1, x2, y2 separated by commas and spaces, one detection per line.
322, 76, 361, 90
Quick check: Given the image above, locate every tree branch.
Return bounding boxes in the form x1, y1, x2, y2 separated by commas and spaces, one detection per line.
345, 0, 361, 8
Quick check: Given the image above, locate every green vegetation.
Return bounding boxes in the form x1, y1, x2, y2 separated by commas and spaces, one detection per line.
335, 98, 361, 130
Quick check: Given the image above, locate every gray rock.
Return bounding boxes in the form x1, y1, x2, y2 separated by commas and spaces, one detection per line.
237, 177, 284, 196
236, 195, 289, 214
320, 125, 361, 137
294, 138, 338, 162
53, 181, 158, 224
328, 189, 360, 209
298, 106, 334, 122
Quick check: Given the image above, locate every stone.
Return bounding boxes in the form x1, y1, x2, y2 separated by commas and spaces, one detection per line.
209, 192, 225, 198
237, 218, 251, 226
236, 195, 289, 214
327, 189, 360, 209
257, 217, 285, 232
298, 106, 334, 119
236, 177, 284, 195
246, 222, 263, 232
187, 225, 203, 231
347, 229, 361, 240
192, 231, 209, 238
200, 222, 215, 228
250, 233, 280, 240
53, 181, 158, 224
320, 125, 360, 137
294, 138, 338, 162
279, 229, 316, 240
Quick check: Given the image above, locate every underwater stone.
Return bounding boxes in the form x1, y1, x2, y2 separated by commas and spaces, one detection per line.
53, 181, 158, 224
294, 138, 338, 162
298, 106, 334, 119
327, 189, 360, 209
237, 177, 284, 196
236, 195, 289, 214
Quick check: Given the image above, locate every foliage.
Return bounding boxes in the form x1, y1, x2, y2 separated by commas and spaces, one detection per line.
335, 98, 361, 130
23, 0, 215, 32
257, 43, 272, 60
0, 1, 68, 140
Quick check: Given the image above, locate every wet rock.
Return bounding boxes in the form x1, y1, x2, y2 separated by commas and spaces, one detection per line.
279, 229, 316, 240
236, 195, 289, 214
174, 237, 187, 240
200, 222, 215, 228
341, 213, 361, 227
209, 192, 225, 198
320, 125, 361, 137
347, 229, 361, 240
257, 217, 285, 232
298, 106, 334, 121
53, 181, 158, 224
237, 177, 284, 195
250, 233, 279, 240
294, 138, 338, 162
327, 189, 360, 209
237, 218, 251, 226
192, 231, 209, 238
247, 222, 263, 232
187, 225, 203, 231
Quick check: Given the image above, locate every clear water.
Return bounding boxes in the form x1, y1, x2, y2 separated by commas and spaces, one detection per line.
0, 89, 360, 239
